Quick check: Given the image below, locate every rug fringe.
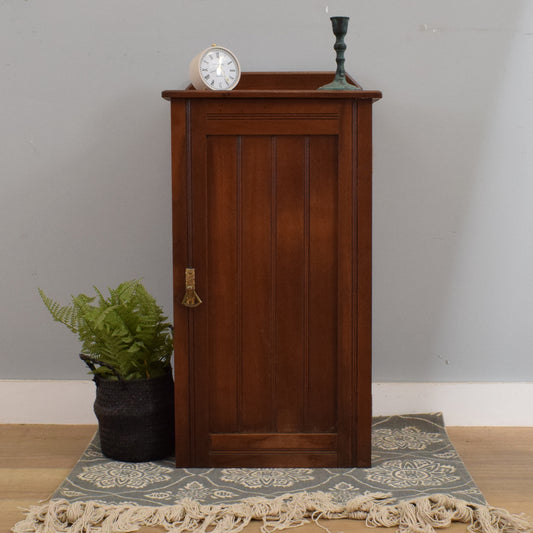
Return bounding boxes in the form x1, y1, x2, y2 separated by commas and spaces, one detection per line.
12, 492, 532, 533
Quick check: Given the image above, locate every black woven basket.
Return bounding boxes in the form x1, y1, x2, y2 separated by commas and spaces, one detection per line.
81, 355, 174, 462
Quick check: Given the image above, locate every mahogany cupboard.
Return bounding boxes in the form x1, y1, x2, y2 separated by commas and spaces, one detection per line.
162, 72, 381, 467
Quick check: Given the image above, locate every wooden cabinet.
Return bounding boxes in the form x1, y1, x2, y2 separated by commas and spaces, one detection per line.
162, 72, 381, 467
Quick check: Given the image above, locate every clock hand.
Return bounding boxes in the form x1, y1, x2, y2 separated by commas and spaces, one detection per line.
215, 57, 231, 84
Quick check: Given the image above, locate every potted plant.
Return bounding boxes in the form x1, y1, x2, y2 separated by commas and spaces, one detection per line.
39, 279, 174, 462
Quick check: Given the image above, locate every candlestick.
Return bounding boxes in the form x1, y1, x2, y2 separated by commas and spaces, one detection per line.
318, 16, 360, 91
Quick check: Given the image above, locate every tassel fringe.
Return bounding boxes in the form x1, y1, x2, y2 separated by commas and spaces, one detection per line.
12, 492, 532, 533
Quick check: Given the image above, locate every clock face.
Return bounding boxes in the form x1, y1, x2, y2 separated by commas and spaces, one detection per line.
198, 47, 240, 90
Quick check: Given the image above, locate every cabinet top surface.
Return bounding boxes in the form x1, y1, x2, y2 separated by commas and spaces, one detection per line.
162, 72, 382, 101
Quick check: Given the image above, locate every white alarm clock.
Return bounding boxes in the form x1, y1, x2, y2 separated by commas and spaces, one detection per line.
189, 45, 241, 91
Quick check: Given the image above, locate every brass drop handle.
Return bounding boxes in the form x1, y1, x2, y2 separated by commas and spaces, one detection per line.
182, 268, 202, 308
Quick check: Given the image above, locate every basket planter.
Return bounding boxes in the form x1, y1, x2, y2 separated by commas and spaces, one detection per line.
92, 370, 175, 462
39, 281, 175, 463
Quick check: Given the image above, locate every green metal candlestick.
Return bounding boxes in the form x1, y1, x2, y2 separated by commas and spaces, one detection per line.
319, 16, 360, 91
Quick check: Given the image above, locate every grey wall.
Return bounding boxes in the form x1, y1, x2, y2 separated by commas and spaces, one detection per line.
1, 0, 532, 381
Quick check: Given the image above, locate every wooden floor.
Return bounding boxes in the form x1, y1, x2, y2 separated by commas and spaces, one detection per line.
1, 425, 532, 533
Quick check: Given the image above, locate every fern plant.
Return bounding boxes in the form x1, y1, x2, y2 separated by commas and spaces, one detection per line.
39, 280, 173, 380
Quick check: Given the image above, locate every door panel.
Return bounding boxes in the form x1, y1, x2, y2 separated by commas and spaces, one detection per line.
307, 135, 339, 433
191, 101, 352, 466
238, 136, 275, 433
206, 136, 239, 434
274, 136, 307, 433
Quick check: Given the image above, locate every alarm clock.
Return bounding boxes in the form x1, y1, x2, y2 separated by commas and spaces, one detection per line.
189, 45, 241, 91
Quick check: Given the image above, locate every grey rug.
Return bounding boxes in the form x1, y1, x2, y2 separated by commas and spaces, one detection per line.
54, 412, 483, 506
13, 413, 532, 533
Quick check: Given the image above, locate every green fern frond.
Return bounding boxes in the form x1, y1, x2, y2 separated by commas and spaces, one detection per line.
39, 279, 173, 380
92, 286, 108, 308
38, 288, 83, 333
112, 279, 139, 304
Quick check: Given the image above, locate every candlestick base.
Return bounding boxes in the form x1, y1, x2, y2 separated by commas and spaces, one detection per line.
318, 78, 360, 91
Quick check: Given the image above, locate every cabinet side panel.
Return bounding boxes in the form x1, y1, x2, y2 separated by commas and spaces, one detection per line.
354, 100, 373, 466
170, 100, 191, 465
206, 136, 239, 434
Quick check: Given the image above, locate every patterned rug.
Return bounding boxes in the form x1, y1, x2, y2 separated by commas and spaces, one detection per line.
13, 413, 531, 533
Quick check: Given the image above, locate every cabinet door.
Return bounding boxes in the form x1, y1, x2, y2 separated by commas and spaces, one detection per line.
180, 99, 369, 467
